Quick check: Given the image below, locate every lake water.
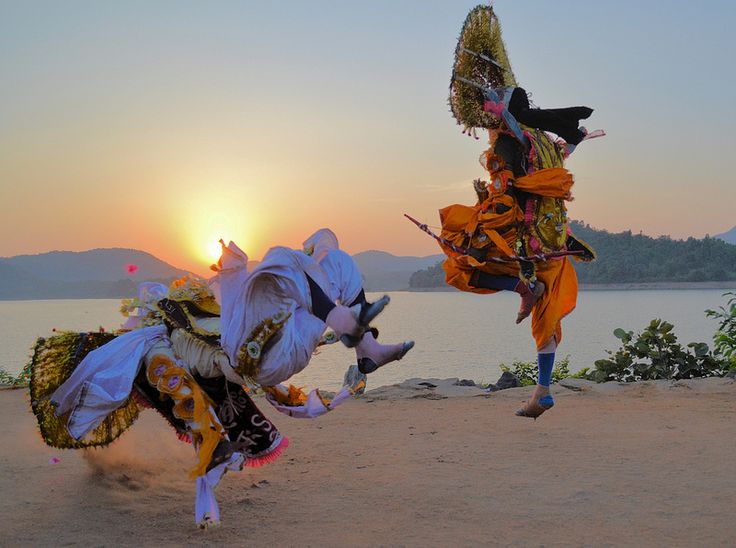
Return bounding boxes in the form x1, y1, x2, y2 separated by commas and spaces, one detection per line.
1, 289, 732, 391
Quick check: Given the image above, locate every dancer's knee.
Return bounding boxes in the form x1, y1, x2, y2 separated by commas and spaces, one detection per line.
539, 336, 557, 354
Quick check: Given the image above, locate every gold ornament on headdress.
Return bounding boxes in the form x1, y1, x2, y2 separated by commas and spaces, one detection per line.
168, 276, 221, 316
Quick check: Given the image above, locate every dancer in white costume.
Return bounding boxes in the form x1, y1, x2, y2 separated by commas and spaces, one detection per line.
215, 228, 413, 389
34, 229, 413, 527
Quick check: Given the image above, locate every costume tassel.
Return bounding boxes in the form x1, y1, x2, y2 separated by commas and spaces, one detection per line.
244, 436, 289, 468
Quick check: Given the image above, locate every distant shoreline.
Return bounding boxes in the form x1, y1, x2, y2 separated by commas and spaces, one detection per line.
402, 281, 736, 292
581, 281, 736, 291
2, 281, 735, 301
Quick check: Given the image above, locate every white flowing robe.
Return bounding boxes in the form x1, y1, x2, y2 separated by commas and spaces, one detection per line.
50, 229, 363, 440
50, 325, 168, 440
216, 228, 362, 387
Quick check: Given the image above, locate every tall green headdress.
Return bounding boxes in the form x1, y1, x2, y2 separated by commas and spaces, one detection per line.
449, 5, 517, 134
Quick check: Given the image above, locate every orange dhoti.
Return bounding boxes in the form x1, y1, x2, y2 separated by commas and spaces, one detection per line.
438, 167, 579, 350
442, 248, 578, 351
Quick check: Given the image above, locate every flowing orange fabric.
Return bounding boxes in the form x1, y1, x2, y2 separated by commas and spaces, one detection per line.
439, 195, 521, 260
442, 253, 577, 350
262, 384, 309, 406
529, 256, 577, 349
438, 167, 578, 350
514, 167, 574, 199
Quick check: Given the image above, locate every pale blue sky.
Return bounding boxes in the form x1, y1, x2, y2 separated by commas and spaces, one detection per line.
1, 1, 734, 270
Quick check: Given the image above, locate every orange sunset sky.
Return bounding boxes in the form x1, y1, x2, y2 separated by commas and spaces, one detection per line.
1, 1, 734, 276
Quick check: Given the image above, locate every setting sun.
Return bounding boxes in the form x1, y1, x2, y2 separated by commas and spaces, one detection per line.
181, 206, 253, 272
207, 240, 223, 263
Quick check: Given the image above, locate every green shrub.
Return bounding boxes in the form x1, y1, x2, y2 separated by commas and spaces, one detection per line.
569, 366, 590, 379
706, 292, 736, 370
588, 319, 728, 383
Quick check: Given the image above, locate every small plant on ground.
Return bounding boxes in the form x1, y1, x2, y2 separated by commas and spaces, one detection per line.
588, 318, 728, 383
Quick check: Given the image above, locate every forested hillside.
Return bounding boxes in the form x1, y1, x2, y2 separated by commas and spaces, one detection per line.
568, 222, 736, 283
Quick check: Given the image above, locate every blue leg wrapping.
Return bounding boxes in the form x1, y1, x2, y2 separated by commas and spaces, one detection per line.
537, 352, 555, 387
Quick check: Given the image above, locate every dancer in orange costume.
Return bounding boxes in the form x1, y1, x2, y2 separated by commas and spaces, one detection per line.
410, 5, 602, 418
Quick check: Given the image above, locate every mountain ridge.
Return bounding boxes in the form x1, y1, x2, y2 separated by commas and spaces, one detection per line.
352, 250, 444, 291
0, 247, 444, 299
1, 248, 190, 283
714, 226, 736, 245
0, 248, 190, 300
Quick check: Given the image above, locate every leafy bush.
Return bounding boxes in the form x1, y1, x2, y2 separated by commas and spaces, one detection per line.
569, 366, 591, 379
500, 355, 571, 386
706, 292, 736, 370
588, 319, 728, 383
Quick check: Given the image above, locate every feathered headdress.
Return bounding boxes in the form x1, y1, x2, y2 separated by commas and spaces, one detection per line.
449, 5, 517, 134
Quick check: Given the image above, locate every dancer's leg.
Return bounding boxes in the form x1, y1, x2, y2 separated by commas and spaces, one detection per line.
306, 255, 414, 371
355, 332, 414, 374
305, 272, 390, 347
471, 273, 520, 292
470, 271, 546, 324
348, 289, 367, 308
516, 336, 557, 419
305, 272, 359, 341
534, 336, 557, 402
305, 273, 336, 321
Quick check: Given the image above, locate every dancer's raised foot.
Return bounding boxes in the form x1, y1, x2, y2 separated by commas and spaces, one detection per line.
516, 281, 545, 324
356, 332, 414, 374
358, 295, 391, 326
329, 295, 391, 348
515, 387, 555, 419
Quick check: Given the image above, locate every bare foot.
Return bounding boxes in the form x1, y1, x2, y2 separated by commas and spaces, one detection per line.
357, 333, 415, 374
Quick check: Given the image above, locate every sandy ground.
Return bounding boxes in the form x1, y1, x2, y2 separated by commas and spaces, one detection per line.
1, 377, 735, 547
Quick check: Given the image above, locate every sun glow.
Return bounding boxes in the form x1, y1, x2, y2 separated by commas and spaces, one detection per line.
185, 215, 260, 272
180, 194, 269, 274
207, 239, 223, 263
185, 211, 241, 270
